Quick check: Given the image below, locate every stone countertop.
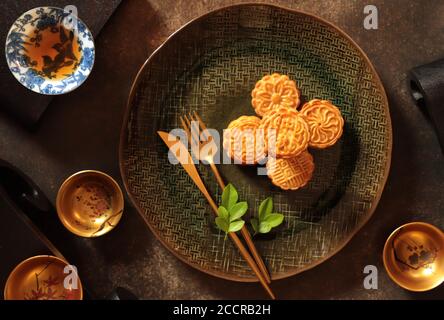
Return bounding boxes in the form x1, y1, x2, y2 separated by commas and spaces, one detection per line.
1, 0, 443, 299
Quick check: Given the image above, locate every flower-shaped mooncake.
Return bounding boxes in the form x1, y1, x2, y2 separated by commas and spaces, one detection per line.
259, 106, 309, 158
223, 115, 266, 165
251, 73, 300, 117
300, 99, 344, 149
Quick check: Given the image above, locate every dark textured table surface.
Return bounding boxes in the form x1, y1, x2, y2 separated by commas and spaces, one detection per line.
1, 0, 443, 299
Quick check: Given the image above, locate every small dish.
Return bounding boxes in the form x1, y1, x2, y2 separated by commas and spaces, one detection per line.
5, 6, 94, 95
56, 170, 124, 237
383, 222, 444, 292
4, 255, 83, 300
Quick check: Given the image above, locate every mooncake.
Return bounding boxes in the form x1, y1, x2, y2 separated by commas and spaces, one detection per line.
300, 99, 344, 149
259, 106, 310, 158
266, 151, 315, 190
251, 73, 300, 116
223, 115, 266, 164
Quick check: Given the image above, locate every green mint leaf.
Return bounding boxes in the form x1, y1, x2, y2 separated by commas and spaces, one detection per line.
264, 213, 284, 228
258, 221, 272, 234
250, 218, 259, 234
228, 220, 245, 233
229, 202, 248, 222
215, 216, 229, 233
217, 206, 229, 221
221, 183, 238, 211
258, 197, 273, 221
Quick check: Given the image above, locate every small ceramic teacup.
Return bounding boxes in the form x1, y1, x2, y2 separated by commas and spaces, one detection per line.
5, 6, 95, 95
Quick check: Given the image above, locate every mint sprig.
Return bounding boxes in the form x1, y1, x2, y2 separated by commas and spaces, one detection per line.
215, 184, 247, 238
251, 197, 284, 235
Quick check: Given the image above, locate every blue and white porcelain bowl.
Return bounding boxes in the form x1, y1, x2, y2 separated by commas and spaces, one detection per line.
5, 7, 95, 95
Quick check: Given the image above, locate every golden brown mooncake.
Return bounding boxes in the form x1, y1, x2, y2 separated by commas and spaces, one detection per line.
223, 115, 266, 164
300, 99, 344, 149
259, 106, 310, 158
251, 73, 301, 117
266, 151, 315, 190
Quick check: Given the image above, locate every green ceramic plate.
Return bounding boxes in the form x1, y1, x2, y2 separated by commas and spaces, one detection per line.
119, 4, 392, 282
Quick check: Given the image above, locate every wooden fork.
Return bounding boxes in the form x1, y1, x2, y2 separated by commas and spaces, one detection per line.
180, 111, 272, 284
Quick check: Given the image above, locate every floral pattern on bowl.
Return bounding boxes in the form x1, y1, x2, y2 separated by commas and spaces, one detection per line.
5, 6, 95, 95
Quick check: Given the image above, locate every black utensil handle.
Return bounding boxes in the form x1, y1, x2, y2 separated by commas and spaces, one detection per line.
409, 58, 444, 149
0, 159, 64, 260
0, 159, 52, 214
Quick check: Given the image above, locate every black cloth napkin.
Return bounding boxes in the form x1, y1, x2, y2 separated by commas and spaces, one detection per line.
0, 0, 121, 128
410, 58, 444, 150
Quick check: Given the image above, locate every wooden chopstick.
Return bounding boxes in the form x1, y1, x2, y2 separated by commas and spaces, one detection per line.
204, 190, 276, 300
185, 112, 272, 283
215, 179, 271, 284
158, 131, 276, 299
